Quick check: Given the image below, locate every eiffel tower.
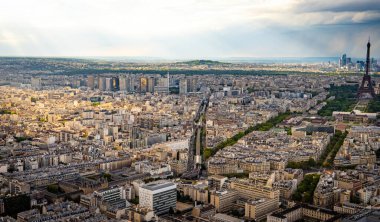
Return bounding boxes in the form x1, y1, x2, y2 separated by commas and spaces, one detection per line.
357, 39, 375, 99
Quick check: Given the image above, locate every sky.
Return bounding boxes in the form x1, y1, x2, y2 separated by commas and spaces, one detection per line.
0, 0, 379, 59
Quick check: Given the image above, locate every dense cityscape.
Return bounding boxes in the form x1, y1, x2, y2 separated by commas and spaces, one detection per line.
1, 0, 380, 221
0, 40, 379, 222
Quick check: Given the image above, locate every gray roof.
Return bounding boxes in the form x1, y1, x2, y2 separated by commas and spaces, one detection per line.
141, 181, 175, 191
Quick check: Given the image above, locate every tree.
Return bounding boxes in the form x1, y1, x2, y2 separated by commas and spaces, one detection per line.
292, 174, 320, 204
3, 194, 31, 217
307, 158, 316, 167
0, 110, 16, 115
130, 197, 139, 204
367, 97, 380, 113
376, 149, 380, 158
205, 112, 291, 160
318, 84, 358, 116
286, 158, 316, 170
102, 173, 112, 181
47, 184, 60, 194
14, 136, 31, 143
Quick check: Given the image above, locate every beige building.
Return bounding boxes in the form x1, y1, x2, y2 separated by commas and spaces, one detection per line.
208, 175, 228, 191
272, 180, 296, 200
211, 213, 243, 222
270, 160, 287, 171
127, 205, 157, 222
333, 201, 363, 215
9, 179, 30, 194
245, 198, 279, 220
313, 187, 341, 208
168, 160, 187, 176
335, 178, 362, 192
182, 184, 209, 204
267, 204, 342, 222
240, 161, 270, 173
210, 190, 239, 213
192, 205, 216, 221
230, 179, 280, 201
208, 162, 238, 175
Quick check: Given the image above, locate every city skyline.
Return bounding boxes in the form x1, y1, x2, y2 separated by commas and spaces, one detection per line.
1, 0, 380, 58
1, 5, 380, 219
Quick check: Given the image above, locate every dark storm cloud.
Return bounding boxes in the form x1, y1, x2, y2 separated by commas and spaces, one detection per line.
289, 0, 380, 26
293, 0, 380, 13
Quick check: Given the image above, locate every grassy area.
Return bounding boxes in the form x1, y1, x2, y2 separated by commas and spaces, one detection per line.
130, 197, 139, 204
14, 136, 32, 143
285, 127, 292, 135
0, 110, 16, 115
317, 130, 347, 167
204, 112, 291, 160
102, 173, 112, 182
247, 87, 259, 93
38, 117, 47, 122
318, 84, 358, 116
292, 174, 321, 203
88, 173, 113, 182
367, 96, 380, 113
286, 158, 316, 170
177, 190, 193, 203
221, 172, 249, 178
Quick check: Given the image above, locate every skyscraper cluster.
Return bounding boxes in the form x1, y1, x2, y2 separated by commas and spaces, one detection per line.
338, 54, 352, 68
88, 75, 163, 93
179, 78, 198, 94
339, 53, 378, 71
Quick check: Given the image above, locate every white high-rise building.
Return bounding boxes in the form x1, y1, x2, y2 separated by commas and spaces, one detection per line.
139, 181, 176, 215
87, 75, 95, 89
154, 75, 170, 93
31, 77, 42, 90
98, 77, 107, 91
105, 78, 112, 91
94, 186, 126, 202
179, 79, 188, 94
120, 75, 134, 92
119, 75, 128, 91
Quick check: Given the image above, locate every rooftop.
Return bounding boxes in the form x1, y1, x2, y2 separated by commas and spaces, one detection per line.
141, 181, 175, 191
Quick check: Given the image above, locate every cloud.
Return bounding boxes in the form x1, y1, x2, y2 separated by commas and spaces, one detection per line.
292, 0, 380, 13
0, 0, 379, 58
283, 0, 380, 26
277, 11, 380, 26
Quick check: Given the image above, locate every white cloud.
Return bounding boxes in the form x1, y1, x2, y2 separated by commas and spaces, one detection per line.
0, 0, 378, 57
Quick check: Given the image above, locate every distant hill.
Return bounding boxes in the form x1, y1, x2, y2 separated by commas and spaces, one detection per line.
177, 60, 227, 65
